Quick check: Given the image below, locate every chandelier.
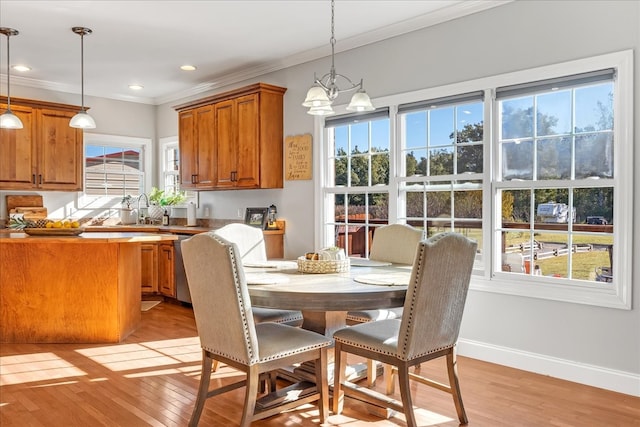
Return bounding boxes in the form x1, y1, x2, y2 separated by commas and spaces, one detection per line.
302, 0, 374, 116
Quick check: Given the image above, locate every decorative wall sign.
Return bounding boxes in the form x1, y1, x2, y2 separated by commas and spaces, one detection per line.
285, 133, 312, 180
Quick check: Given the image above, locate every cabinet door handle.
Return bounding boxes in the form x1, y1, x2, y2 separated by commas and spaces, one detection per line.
231, 171, 237, 182
32, 174, 36, 184
38, 174, 42, 184
191, 174, 197, 184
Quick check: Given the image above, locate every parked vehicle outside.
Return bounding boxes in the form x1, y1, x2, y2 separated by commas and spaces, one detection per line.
586, 216, 608, 225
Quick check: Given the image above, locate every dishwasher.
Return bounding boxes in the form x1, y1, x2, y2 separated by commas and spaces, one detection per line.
173, 234, 192, 304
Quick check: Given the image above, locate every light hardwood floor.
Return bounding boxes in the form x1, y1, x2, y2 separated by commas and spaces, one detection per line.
1, 301, 638, 427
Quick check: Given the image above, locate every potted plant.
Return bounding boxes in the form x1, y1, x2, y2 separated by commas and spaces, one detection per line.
147, 187, 187, 220
120, 195, 136, 224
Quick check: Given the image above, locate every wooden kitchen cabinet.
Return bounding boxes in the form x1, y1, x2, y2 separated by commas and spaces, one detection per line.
140, 243, 158, 294
178, 105, 215, 189
0, 97, 83, 191
141, 241, 175, 297
174, 82, 286, 190
158, 242, 175, 297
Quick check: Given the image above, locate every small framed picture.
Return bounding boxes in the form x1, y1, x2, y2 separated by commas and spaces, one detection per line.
245, 207, 268, 229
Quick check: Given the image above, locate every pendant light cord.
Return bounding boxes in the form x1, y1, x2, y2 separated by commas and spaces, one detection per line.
5, 31, 12, 110
80, 31, 85, 112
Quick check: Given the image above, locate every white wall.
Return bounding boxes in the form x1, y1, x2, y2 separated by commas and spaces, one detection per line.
5, 0, 638, 394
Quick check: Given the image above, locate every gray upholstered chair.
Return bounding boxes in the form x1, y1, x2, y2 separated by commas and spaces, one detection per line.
213, 223, 304, 327
346, 223, 423, 385
346, 223, 423, 324
333, 232, 477, 427
182, 233, 331, 427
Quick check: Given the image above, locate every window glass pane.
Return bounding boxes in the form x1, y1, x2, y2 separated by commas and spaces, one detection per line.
350, 122, 369, 152
456, 103, 483, 138
334, 127, 348, 156
575, 133, 613, 179
429, 147, 454, 176
457, 144, 483, 174
575, 83, 614, 132
501, 96, 534, 139
536, 90, 571, 136
454, 190, 482, 219
350, 153, 369, 187
334, 156, 348, 186
404, 111, 427, 150
429, 107, 454, 147
371, 153, 389, 185
574, 187, 613, 225
426, 189, 451, 218
536, 137, 571, 180
501, 189, 531, 223
405, 149, 427, 176
502, 140, 533, 180
371, 120, 390, 152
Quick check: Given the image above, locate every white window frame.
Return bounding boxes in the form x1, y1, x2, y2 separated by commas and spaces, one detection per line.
80, 133, 152, 209
315, 50, 633, 309
159, 136, 198, 207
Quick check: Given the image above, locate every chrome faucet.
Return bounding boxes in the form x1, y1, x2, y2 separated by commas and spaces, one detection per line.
136, 193, 149, 224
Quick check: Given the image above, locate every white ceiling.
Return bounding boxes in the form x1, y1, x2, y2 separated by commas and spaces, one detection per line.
0, 0, 510, 105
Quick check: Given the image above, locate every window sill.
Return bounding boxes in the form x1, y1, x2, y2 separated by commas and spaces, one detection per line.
469, 273, 630, 310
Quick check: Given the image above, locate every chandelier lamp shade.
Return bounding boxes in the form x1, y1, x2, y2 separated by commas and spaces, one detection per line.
0, 27, 23, 129
302, 0, 374, 116
69, 26, 96, 129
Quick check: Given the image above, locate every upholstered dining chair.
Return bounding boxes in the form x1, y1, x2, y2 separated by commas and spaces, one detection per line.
182, 233, 331, 427
213, 223, 304, 327
346, 223, 423, 385
346, 223, 423, 324
333, 232, 477, 427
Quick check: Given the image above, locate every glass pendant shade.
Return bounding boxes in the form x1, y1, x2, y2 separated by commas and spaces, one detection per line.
302, 85, 332, 107
0, 27, 23, 129
307, 105, 335, 116
346, 90, 375, 112
0, 110, 23, 128
69, 110, 96, 129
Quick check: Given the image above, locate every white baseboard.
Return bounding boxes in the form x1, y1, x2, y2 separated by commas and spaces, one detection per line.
457, 338, 640, 397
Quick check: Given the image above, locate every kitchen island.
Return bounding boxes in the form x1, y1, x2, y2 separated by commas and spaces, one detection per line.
0, 232, 177, 343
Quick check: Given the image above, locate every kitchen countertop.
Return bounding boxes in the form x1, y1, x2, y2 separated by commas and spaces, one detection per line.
0, 231, 179, 243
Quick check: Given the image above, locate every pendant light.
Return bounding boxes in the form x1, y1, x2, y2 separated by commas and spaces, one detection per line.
0, 27, 23, 129
69, 26, 96, 129
302, 0, 374, 116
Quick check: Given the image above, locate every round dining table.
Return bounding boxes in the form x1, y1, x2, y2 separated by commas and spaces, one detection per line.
244, 260, 411, 338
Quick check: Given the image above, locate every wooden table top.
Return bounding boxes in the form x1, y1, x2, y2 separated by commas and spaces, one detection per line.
245, 262, 411, 312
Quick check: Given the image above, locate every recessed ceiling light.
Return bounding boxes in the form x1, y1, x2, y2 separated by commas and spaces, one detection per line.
180, 65, 197, 71
12, 65, 31, 72
128, 84, 144, 90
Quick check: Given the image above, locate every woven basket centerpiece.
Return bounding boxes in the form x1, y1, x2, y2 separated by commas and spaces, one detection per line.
297, 256, 350, 274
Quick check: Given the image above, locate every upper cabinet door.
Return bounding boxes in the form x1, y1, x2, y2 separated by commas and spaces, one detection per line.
214, 99, 236, 189
0, 105, 36, 189
179, 106, 216, 189
38, 108, 83, 190
234, 94, 260, 188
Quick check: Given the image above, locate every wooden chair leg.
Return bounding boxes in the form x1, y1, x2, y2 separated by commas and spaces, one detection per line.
240, 366, 260, 427
189, 351, 213, 427
384, 363, 395, 395
332, 342, 347, 415
212, 359, 219, 372
367, 358, 377, 387
397, 364, 417, 427
316, 348, 329, 423
446, 349, 468, 424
